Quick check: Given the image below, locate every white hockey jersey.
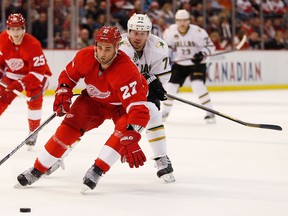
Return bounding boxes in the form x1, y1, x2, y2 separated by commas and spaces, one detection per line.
163, 24, 215, 66
119, 33, 171, 84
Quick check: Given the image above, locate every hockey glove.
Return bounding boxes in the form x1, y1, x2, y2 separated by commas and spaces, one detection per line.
53, 84, 73, 116
6, 80, 24, 92
119, 130, 146, 168
192, 52, 205, 64
143, 73, 167, 101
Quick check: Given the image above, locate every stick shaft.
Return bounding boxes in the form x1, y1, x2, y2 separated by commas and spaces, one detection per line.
166, 93, 282, 131
0, 112, 57, 166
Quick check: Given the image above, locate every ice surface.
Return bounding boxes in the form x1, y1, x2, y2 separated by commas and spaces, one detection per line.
1, 90, 288, 216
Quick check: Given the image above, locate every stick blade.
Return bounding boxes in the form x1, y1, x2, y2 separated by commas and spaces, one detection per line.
259, 124, 282, 131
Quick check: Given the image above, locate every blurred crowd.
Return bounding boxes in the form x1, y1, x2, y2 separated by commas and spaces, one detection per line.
1, 0, 288, 50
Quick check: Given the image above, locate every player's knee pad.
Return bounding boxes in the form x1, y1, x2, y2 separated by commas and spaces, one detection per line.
146, 102, 163, 129
45, 125, 81, 158
55, 124, 82, 146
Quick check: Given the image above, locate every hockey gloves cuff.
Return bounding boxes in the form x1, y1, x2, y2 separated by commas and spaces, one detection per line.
53, 85, 73, 116
143, 73, 167, 101
119, 130, 146, 168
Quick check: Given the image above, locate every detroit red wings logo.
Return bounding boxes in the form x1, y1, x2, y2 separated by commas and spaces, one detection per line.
86, 84, 111, 99
5, 58, 24, 71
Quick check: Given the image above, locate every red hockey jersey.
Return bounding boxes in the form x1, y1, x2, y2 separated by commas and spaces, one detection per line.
59, 46, 150, 127
0, 31, 52, 85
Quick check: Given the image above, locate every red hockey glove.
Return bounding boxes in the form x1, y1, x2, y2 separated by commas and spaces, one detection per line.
119, 130, 146, 168
6, 80, 24, 92
53, 85, 73, 116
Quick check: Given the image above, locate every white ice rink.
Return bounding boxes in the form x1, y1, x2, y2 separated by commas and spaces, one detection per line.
0, 90, 288, 216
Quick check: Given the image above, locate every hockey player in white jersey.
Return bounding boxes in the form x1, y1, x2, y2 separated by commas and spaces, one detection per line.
161, 9, 216, 123
120, 13, 175, 183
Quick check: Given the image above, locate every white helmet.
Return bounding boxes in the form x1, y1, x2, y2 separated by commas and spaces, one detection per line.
175, 9, 190, 20
127, 13, 152, 32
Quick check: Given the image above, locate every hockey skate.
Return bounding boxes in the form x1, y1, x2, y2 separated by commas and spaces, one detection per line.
45, 159, 65, 176
81, 165, 103, 194
25, 132, 38, 151
204, 113, 216, 124
154, 155, 175, 183
15, 167, 43, 188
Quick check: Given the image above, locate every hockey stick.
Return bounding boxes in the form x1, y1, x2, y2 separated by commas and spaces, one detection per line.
165, 93, 282, 131
0, 81, 43, 102
173, 35, 247, 63
0, 112, 57, 166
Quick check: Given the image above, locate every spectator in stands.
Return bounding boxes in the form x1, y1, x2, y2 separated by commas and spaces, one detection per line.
271, 0, 286, 17
265, 30, 286, 49
111, 0, 127, 15
181, 1, 192, 13
80, 13, 99, 39
94, 13, 106, 29
85, 0, 98, 19
54, 0, 69, 28
210, 31, 225, 50
236, 0, 255, 20
78, 0, 87, 23
273, 18, 286, 32
54, 29, 71, 49
264, 19, 276, 40
191, 2, 204, 19
207, 15, 220, 34
32, 12, 48, 48
147, 1, 162, 21
96, 1, 107, 17
195, 15, 205, 28
206, 0, 223, 17
219, 15, 233, 49
261, 0, 274, 19
76, 28, 92, 49
248, 31, 261, 49
159, 2, 174, 25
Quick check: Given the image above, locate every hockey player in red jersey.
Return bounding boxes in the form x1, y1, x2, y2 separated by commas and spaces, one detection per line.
0, 13, 52, 150
16, 26, 150, 192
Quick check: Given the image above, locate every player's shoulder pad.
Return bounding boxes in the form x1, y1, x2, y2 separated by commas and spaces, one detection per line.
0, 31, 9, 47
73, 46, 95, 65
119, 34, 131, 48
189, 24, 207, 34
147, 34, 169, 54
165, 24, 177, 33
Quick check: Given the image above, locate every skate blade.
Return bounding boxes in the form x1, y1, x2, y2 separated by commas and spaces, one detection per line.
14, 183, 27, 189
81, 185, 92, 194
205, 118, 216, 124
161, 173, 175, 183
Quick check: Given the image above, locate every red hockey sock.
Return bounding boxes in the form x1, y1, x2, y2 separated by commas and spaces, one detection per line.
28, 119, 40, 131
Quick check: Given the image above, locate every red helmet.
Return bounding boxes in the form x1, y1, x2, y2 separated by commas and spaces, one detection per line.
95, 26, 121, 45
6, 13, 26, 28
